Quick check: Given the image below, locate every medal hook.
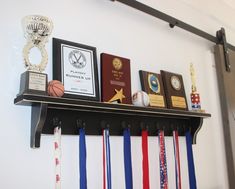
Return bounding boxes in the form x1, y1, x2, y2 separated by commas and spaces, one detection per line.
53, 117, 61, 129
121, 121, 131, 129
140, 122, 148, 131
76, 119, 86, 129
101, 120, 110, 130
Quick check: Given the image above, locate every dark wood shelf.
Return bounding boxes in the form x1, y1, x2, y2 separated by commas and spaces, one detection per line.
14, 93, 211, 148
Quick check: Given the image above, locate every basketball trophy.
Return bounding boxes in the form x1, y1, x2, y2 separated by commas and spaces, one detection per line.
19, 15, 53, 95
190, 63, 204, 112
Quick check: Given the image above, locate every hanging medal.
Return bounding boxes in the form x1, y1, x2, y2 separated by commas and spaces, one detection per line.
103, 129, 112, 189
54, 126, 61, 189
123, 128, 133, 189
142, 130, 150, 189
186, 131, 197, 189
173, 130, 182, 189
158, 130, 168, 189
79, 127, 87, 189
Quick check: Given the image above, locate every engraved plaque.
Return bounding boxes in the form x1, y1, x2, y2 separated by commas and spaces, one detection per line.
139, 70, 166, 108
101, 53, 132, 104
161, 70, 188, 110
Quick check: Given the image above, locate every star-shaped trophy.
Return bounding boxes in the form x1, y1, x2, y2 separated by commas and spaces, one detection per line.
108, 88, 126, 103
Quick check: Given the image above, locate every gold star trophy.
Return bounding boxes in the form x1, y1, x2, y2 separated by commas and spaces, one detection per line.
108, 88, 125, 103
190, 63, 204, 112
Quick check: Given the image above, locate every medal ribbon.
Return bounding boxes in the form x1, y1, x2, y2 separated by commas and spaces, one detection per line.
123, 128, 133, 189
158, 130, 168, 189
186, 131, 197, 189
54, 126, 61, 189
173, 130, 182, 189
79, 128, 87, 189
142, 130, 150, 189
103, 129, 112, 189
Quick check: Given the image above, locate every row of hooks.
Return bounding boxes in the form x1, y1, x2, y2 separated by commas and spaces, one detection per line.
51, 117, 192, 134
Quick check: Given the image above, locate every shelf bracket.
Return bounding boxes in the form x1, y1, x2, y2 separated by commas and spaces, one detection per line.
30, 104, 48, 148
191, 117, 203, 144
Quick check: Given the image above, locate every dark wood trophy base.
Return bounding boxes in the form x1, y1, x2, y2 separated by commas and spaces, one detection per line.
18, 71, 48, 96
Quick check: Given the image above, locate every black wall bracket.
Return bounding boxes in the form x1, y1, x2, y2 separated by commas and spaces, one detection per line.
110, 0, 233, 72
109, 0, 235, 54
14, 94, 210, 148
216, 28, 231, 72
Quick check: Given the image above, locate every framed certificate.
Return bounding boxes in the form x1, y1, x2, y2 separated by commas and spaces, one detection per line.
53, 38, 100, 101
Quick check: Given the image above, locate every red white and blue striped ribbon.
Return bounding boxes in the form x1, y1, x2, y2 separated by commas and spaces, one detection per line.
173, 130, 182, 189
54, 126, 61, 189
158, 130, 168, 189
103, 129, 112, 189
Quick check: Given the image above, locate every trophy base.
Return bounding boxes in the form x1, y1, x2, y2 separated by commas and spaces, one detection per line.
18, 71, 48, 96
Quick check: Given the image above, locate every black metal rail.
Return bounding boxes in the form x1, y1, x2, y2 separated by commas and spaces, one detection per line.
111, 0, 235, 52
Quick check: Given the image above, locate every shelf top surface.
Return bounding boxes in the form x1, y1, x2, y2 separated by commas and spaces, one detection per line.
14, 94, 211, 118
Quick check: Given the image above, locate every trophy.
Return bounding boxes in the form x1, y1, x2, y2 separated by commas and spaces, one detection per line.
19, 15, 53, 95
190, 63, 204, 112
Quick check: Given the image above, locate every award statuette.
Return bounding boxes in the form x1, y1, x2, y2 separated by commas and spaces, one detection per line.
101, 53, 132, 104
161, 70, 188, 110
190, 63, 203, 112
139, 70, 166, 108
19, 15, 53, 95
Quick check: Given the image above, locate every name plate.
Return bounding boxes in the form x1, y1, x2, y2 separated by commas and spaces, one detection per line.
19, 71, 47, 95
171, 96, 187, 108
149, 94, 165, 107
29, 72, 47, 91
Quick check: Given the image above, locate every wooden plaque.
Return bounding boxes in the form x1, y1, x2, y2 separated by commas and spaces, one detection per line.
160, 70, 188, 110
139, 70, 166, 108
101, 53, 132, 104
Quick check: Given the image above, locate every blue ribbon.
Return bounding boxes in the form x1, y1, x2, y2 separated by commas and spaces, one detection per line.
79, 128, 87, 189
123, 128, 133, 189
186, 131, 197, 189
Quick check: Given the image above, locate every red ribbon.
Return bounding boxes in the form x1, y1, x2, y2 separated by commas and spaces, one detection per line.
142, 130, 150, 189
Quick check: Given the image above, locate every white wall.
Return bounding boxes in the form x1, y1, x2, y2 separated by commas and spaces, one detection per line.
0, 0, 234, 188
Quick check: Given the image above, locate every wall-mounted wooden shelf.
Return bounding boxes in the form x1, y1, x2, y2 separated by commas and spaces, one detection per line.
14, 93, 211, 148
